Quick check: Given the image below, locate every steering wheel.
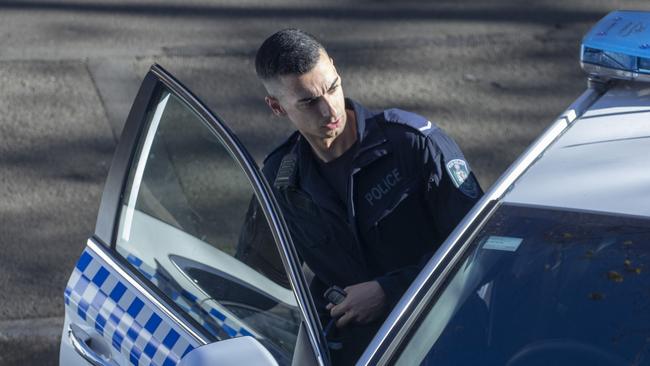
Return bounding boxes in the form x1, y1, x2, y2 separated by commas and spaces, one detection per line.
506, 339, 628, 366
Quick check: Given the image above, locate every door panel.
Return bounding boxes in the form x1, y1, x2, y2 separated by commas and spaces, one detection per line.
63, 242, 197, 366
61, 64, 326, 366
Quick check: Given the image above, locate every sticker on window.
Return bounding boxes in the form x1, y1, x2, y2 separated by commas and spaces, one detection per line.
482, 236, 523, 252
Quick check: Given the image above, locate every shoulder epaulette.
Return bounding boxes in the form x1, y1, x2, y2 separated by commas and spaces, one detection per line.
383, 108, 437, 135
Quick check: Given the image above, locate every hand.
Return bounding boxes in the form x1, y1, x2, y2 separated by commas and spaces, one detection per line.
326, 281, 386, 328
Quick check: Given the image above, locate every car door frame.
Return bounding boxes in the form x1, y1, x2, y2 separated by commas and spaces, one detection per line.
91, 64, 330, 365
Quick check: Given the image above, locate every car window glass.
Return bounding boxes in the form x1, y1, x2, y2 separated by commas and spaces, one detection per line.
115, 88, 301, 364
394, 204, 650, 366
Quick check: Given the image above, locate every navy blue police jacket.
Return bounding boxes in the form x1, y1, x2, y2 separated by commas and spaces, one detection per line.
262, 99, 483, 310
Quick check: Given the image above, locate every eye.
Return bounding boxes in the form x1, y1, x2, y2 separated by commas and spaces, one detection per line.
302, 98, 318, 107
298, 98, 318, 108
328, 84, 339, 93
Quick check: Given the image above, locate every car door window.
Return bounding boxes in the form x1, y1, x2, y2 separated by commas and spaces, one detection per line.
115, 87, 301, 364
392, 204, 650, 366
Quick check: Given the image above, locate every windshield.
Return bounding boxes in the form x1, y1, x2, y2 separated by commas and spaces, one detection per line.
395, 204, 650, 366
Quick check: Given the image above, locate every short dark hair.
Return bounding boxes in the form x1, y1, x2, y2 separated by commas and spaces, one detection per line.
255, 28, 325, 80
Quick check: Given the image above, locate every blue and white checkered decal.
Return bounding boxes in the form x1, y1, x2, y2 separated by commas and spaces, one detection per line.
64, 249, 197, 366
123, 253, 255, 340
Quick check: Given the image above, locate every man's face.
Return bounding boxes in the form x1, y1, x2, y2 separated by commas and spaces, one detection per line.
265, 51, 347, 145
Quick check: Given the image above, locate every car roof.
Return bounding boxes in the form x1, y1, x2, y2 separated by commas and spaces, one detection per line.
502, 81, 650, 218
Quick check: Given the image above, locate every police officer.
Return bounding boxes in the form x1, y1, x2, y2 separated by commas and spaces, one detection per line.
254, 28, 482, 364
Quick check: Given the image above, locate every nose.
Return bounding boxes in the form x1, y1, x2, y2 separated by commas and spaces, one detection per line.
318, 95, 337, 120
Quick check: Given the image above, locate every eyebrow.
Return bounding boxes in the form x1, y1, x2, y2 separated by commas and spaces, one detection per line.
297, 77, 339, 104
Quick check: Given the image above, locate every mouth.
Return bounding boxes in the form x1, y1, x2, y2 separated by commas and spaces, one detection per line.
324, 116, 342, 130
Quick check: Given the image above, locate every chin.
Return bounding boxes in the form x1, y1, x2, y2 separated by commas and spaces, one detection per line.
322, 131, 338, 140
328, 126, 344, 138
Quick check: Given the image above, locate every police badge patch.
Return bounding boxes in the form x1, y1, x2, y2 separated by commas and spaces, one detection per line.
447, 159, 469, 187
446, 159, 478, 198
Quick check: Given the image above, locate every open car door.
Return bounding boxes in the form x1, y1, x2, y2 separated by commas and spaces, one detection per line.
59, 65, 329, 366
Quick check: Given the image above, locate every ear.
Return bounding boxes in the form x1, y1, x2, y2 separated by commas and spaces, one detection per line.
265, 96, 287, 117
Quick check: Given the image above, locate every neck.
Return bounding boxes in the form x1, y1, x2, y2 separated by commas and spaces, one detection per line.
307, 108, 357, 162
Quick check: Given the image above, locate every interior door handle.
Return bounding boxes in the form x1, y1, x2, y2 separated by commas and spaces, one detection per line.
68, 324, 112, 366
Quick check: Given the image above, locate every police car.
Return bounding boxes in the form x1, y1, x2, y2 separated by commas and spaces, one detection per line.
60, 10, 650, 366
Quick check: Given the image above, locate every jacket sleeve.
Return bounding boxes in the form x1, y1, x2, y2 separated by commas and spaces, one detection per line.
374, 257, 434, 309
423, 129, 483, 239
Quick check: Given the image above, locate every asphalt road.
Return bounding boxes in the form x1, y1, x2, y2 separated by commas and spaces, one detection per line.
0, 0, 647, 364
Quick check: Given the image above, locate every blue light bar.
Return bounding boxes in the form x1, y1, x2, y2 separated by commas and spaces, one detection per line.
581, 10, 650, 81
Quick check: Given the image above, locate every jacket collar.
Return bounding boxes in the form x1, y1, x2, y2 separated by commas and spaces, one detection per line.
346, 98, 390, 170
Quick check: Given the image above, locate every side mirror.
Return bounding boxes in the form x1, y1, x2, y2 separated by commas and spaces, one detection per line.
179, 336, 278, 366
